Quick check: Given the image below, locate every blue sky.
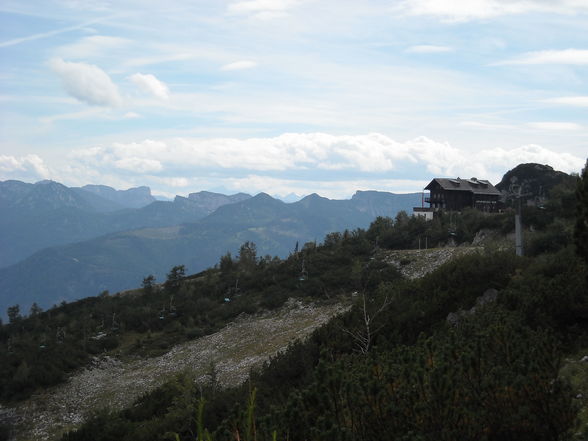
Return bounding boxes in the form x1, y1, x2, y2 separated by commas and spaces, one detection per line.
0, 0, 586, 199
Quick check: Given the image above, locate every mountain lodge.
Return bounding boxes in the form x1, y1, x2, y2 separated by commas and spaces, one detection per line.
414, 177, 502, 219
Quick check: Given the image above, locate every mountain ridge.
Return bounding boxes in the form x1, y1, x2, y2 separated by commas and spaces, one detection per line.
0, 190, 421, 313
78, 184, 155, 209
0, 181, 249, 268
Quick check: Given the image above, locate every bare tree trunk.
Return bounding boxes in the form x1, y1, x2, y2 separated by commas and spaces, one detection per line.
342, 292, 390, 354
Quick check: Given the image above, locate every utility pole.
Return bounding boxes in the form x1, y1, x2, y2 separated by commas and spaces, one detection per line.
515, 193, 523, 256
511, 184, 528, 257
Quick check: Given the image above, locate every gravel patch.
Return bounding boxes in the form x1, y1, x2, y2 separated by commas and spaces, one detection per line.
8, 299, 349, 441
380, 247, 482, 280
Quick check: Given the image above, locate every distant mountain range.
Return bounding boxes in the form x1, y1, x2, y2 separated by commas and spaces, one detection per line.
0, 180, 252, 268
0, 180, 421, 314
75, 184, 156, 209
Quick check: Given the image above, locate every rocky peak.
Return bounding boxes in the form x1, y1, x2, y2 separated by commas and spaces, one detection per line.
82, 185, 155, 209
18, 180, 92, 212
187, 191, 252, 214
496, 163, 572, 198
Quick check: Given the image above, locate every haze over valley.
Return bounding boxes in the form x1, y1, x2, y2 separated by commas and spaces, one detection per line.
0, 178, 421, 315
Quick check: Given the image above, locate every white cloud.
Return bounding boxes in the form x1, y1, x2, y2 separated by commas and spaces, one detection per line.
479, 144, 584, 175
459, 121, 515, 130
157, 177, 190, 188
527, 121, 582, 131
56, 35, 131, 59
397, 0, 588, 22
220, 60, 258, 71
114, 157, 163, 173
49, 58, 122, 107
39, 108, 145, 125
0, 154, 51, 180
495, 49, 588, 65
129, 73, 170, 100
55, 163, 136, 190
405, 45, 454, 54
397, 136, 497, 179
9, 134, 583, 199
123, 53, 196, 69
40, 108, 110, 125
68, 133, 585, 191
544, 96, 588, 107
227, 0, 306, 19
68, 133, 418, 174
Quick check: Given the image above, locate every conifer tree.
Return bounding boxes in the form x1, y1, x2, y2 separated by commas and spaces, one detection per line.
575, 158, 588, 265
29, 302, 42, 316
142, 274, 156, 294
165, 265, 186, 292
7, 304, 21, 323
219, 252, 234, 274
237, 241, 257, 272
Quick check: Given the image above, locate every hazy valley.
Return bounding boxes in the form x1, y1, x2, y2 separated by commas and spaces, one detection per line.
0, 182, 420, 315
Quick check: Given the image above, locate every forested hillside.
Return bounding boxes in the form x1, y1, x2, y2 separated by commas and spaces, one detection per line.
0, 191, 420, 315
1, 161, 586, 440
0, 180, 251, 269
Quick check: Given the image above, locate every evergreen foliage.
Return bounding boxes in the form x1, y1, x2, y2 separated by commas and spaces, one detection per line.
60, 242, 586, 441
2, 164, 587, 439
142, 275, 156, 294
575, 159, 588, 266
165, 265, 186, 292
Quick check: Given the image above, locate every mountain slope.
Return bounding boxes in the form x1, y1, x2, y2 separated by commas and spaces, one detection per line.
495, 162, 575, 197
8, 300, 348, 441
0, 192, 421, 313
1, 245, 473, 441
78, 184, 155, 209
1, 167, 584, 440
3, 180, 98, 212
187, 190, 251, 212
0, 182, 246, 268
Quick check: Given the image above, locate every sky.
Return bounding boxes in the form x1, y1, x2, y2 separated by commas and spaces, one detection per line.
0, 0, 586, 199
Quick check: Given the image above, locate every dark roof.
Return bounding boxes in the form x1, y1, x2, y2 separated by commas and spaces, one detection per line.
424, 178, 501, 196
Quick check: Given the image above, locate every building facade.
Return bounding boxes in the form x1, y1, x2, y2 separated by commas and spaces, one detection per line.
414, 177, 502, 218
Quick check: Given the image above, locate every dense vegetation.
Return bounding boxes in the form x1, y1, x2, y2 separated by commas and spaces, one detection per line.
2, 161, 586, 440
61, 244, 586, 441
0, 229, 401, 403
